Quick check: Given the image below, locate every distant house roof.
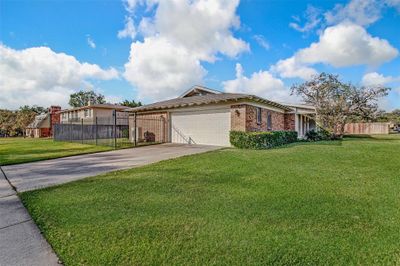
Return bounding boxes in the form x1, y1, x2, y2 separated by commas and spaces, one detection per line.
59, 103, 129, 113
27, 113, 49, 129
126, 91, 292, 113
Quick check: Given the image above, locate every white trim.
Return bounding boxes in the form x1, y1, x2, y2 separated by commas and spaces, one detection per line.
238, 101, 286, 113
179, 86, 222, 98
168, 103, 232, 113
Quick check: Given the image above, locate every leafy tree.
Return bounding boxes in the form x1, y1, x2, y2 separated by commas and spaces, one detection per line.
388, 109, 400, 124
367, 109, 400, 124
120, 99, 142, 108
69, 90, 106, 107
19, 105, 46, 114
0, 106, 46, 137
0, 109, 16, 137
291, 73, 390, 138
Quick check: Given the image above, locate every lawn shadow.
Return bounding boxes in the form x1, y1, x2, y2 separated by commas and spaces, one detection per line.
344, 134, 400, 141
273, 140, 343, 150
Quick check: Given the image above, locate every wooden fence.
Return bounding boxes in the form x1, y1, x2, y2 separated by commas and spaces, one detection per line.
344, 123, 390, 135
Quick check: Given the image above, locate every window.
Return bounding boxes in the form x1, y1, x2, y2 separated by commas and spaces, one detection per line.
84, 109, 91, 118
256, 107, 262, 124
267, 112, 272, 131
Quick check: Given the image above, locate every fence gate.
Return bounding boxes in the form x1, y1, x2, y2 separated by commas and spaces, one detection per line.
54, 111, 167, 148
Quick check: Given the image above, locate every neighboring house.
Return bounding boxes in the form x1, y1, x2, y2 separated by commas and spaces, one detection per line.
26, 106, 61, 138
127, 86, 316, 146
59, 103, 130, 124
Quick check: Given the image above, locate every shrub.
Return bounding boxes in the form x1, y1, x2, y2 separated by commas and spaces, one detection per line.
230, 131, 298, 149
305, 128, 333, 141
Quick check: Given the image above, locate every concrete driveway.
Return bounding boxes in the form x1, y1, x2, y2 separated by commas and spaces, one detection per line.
3, 143, 221, 192
0, 143, 221, 266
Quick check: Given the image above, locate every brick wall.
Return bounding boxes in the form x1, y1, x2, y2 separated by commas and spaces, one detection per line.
41, 128, 51, 137
49, 106, 61, 136
245, 105, 285, 132
284, 113, 295, 131
231, 104, 293, 132
230, 104, 246, 131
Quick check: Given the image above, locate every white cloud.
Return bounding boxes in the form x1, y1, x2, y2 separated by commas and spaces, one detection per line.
361, 72, 400, 110
289, 5, 322, 33
253, 35, 270, 50
222, 63, 296, 102
290, 0, 400, 34
386, 0, 400, 11
272, 23, 398, 80
361, 72, 396, 86
86, 35, 96, 49
138, 17, 156, 37
271, 57, 317, 80
123, 37, 206, 101
296, 23, 398, 67
123, 0, 157, 13
122, 0, 249, 101
148, 0, 248, 61
118, 16, 136, 40
104, 95, 123, 104
0, 44, 118, 109
123, 0, 139, 13
324, 0, 383, 27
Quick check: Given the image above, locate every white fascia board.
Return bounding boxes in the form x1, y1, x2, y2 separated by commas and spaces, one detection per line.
237, 101, 286, 113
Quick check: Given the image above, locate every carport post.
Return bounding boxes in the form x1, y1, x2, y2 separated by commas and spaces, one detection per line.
113, 110, 117, 149
134, 112, 137, 147
81, 118, 84, 144
95, 117, 98, 146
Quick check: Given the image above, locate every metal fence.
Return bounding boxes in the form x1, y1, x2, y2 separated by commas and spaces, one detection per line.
54, 112, 167, 148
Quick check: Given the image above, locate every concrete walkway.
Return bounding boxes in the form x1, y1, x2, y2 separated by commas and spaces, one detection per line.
0, 144, 221, 265
0, 170, 60, 266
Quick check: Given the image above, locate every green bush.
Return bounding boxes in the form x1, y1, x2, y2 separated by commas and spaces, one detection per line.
305, 128, 333, 141
230, 130, 298, 149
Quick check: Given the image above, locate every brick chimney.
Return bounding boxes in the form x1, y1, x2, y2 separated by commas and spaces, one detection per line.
49, 106, 61, 136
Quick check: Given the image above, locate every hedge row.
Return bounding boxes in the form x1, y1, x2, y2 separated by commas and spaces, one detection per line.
230, 130, 298, 149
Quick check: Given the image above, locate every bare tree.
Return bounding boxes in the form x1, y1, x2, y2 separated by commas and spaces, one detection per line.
291, 73, 389, 138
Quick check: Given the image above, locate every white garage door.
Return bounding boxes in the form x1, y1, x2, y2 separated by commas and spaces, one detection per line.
171, 108, 231, 146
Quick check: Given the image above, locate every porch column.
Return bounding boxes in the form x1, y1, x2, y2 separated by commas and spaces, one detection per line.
300, 115, 303, 137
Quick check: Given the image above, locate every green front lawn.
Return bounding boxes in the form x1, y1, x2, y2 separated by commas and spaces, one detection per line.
0, 138, 111, 165
21, 135, 400, 265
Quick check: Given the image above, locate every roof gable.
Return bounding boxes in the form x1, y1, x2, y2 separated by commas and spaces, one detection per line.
179, 85, 222, 98
27, 113, 49, 128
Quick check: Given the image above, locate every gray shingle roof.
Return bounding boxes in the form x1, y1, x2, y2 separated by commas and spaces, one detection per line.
27, 113, 48, 128
126, 93, 292, 112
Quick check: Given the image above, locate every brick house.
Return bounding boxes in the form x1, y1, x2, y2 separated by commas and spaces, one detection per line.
126, 86, 316, 146
26, 106, 61, 138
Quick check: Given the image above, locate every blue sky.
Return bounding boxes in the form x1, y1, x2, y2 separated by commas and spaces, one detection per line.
1, 0, 399, 110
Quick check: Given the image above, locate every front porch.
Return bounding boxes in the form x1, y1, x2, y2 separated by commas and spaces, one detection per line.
295, 113, 316, 138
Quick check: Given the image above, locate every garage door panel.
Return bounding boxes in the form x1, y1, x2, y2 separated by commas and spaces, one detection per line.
171, 109, 231, 146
